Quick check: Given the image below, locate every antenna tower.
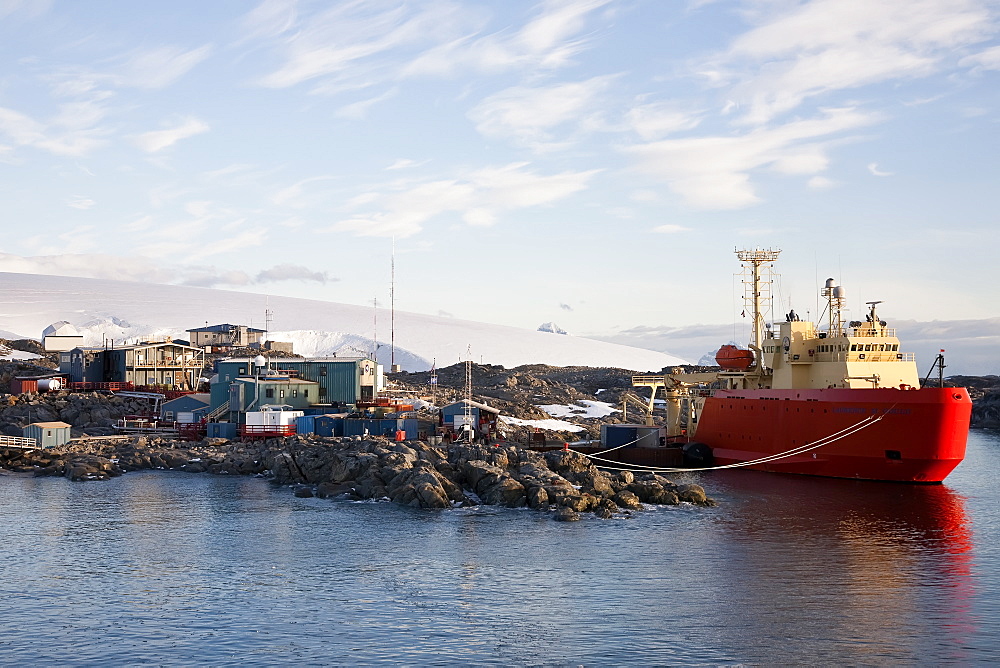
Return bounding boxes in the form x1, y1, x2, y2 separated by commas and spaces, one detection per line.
264, 301, 273, 370
463, 346, 473, 442
390, 237, 396, 368
735, 248, 781, 353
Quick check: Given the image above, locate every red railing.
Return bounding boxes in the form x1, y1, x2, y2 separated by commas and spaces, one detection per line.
68, 381, 135, 391
239, 424, 297, 440
178, 422, 208, 441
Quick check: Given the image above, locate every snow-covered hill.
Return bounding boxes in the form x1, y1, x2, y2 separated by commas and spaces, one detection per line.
0, 272, 686, 372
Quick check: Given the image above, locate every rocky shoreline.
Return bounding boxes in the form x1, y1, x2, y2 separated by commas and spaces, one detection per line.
0, 435, 715, 521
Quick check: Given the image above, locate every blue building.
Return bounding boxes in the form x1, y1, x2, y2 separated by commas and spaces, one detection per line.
162, 393, 212, 421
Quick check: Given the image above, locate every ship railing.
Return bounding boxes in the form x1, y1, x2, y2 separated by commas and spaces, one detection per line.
849, 352, 915, 363
812, 351, 914, 363
632, 375, 668, 385
131, 360, 202, 368
850, 327, 896, 338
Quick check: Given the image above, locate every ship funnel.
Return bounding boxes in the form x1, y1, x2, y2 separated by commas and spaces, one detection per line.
825, 277, 836, 288
833, 286, 845, 298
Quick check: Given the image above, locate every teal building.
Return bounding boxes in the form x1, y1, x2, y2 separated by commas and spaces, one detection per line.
210, 357, 380, 418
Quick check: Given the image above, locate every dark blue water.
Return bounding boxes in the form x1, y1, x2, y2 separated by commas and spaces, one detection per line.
2, 431, 998, 665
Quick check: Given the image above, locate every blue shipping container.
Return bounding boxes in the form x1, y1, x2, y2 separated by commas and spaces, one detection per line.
207, 422, 239, 439
296, 415, 316, 435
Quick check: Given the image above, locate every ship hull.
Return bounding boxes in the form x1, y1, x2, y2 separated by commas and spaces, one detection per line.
693, 387, 971, 483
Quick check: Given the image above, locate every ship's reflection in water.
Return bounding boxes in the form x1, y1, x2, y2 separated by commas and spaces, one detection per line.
702, 469, 978, 663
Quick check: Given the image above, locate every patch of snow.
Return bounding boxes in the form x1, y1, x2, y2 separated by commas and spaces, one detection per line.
0, 350, 42, 361
499, 415, 585, 432
537, 400, 620, 419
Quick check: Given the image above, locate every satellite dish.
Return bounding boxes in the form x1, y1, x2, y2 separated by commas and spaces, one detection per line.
253, 355, 267, 368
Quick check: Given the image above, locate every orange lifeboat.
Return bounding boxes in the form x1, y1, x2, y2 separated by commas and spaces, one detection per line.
715, 344, 754, 370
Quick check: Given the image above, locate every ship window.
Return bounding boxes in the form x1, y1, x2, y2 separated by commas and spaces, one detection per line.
851, 344, 857, 351
265, 389, 274, 398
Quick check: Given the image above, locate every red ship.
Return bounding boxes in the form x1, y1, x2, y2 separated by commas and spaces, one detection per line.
607, 248, 971, 483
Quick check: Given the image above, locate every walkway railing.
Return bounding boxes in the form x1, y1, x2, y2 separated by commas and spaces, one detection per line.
0, 435, 37, 449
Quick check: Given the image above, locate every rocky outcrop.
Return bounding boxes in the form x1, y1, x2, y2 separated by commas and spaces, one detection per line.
0, 435, 717, 520
0, 391, 156, 437
972, 390, 1000, 430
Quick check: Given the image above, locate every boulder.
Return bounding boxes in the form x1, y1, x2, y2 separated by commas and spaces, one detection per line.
677, 483, 714, 506
553, 506, 580, 522
613, 490, 643, 510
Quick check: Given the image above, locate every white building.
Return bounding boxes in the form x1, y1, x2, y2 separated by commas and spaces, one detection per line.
42, 321, 84, 352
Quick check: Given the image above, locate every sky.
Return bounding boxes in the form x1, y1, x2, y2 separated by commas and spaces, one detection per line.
1, 0, 998, 353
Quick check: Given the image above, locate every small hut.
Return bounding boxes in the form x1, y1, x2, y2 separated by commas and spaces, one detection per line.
440, 399, 501, 441
23, 422, 72, 448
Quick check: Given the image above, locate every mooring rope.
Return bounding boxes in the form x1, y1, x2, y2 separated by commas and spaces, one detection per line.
573, 410, 889, 474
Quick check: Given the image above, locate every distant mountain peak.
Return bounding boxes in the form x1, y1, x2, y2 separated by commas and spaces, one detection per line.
537, 322, 568, 335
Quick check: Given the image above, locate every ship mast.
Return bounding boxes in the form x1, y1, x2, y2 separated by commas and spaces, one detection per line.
735, 248, 781, 367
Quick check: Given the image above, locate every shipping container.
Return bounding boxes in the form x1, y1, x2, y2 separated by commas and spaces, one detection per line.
296, 415, 316, 435
207, 422, 238, 439
600, 424, 666, 449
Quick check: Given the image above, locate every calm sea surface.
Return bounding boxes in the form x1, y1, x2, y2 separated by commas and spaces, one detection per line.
2, 431, 999, 666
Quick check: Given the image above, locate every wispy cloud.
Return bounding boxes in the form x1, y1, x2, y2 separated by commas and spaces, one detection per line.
868, 162, 893, 176
179, 262, 333, 288
333, 162, 599, 237
960, 44, 1000, 71
253, 2, 467, 91
68, 197, 96, 210
250, 0, 612, 101
118, 45, 213, 89
469, 75, 617, 149
0, 105, 108, 156
271, 175, 340, 207
0, 252, 176, 283
625, 101, 703, 141
133, 117, 210, 153
405, 0, 613, 76
715, 0, 994, 125
255, 263, 334, 284
653, 224, 690, 233
178, 268, 253, 288
624, 106, 880, 209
